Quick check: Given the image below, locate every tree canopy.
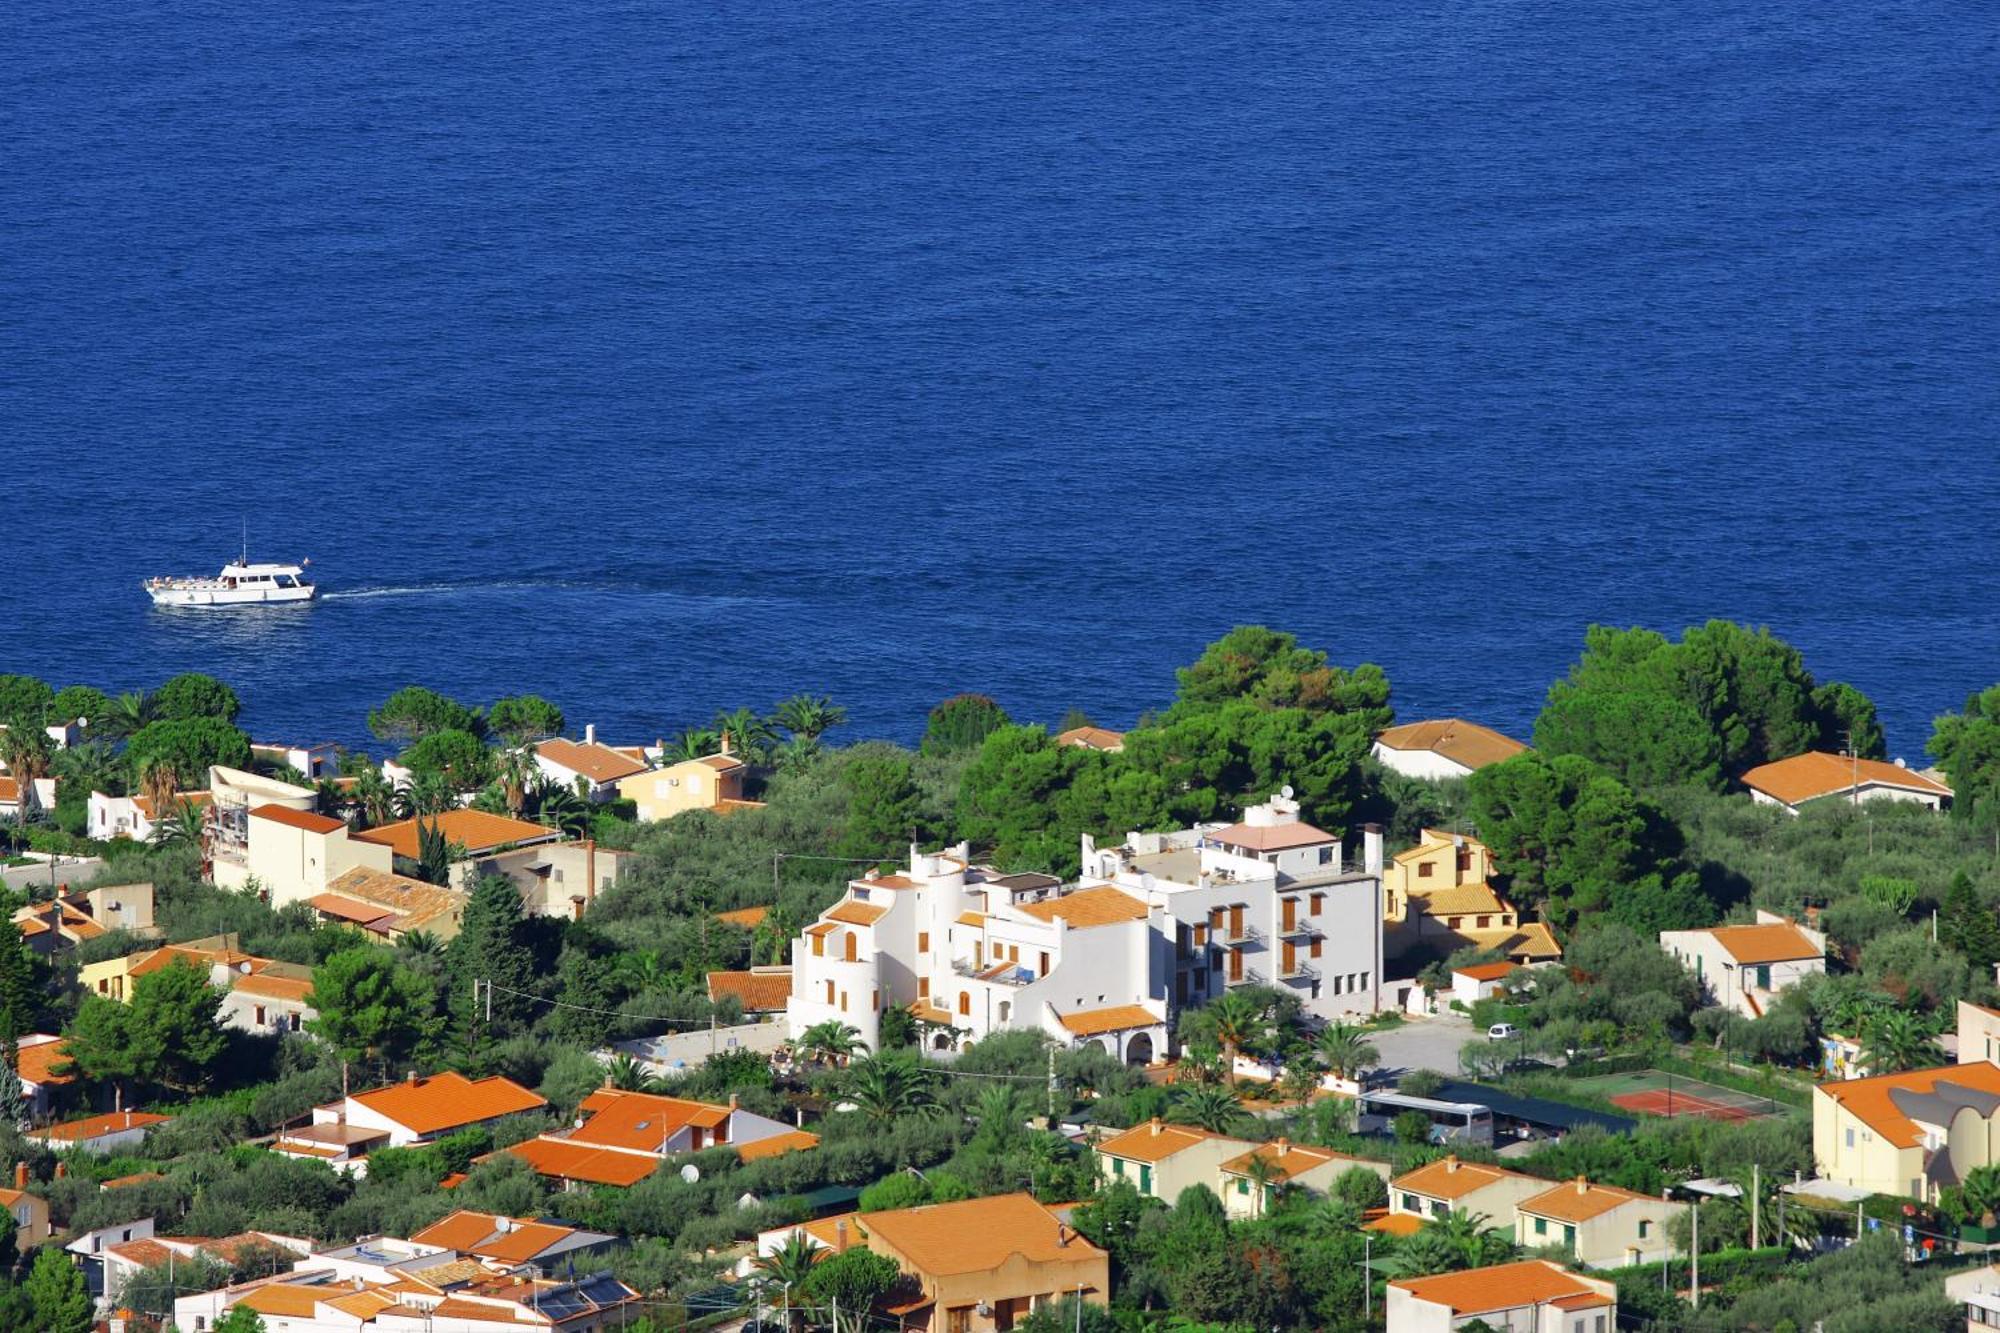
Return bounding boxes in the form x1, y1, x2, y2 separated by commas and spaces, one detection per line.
1932, 684, 2000, 829
61, 959, 228, 1096
922, 694, 1012, 756
400, 728, 495, 790
306, 947, 438, 1068
152, 671, 242, 722
488, 695, 565, 745
369, 686, 485, 742
124, 717, 253, 788
0, 674, 54, 726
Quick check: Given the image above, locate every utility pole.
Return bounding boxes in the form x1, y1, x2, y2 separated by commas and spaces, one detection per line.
1752, 1163, 1760, 1250
1047, 1047, 1058, 1123
1690, 1199, 1700, 1309
1363, 1232, 1373, 1318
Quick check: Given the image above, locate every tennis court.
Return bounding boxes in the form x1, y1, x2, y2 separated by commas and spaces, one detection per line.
1568, 1069, 1785, 1121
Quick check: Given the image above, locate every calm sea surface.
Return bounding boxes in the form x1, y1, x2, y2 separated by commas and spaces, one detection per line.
3, 1, 1995, 757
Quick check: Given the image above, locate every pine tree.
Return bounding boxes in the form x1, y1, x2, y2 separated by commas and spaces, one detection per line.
0, 921, 40, 1047
0, 1057, 27, 1132
23, 1246, 93, 1333
1941, 872, 2000, 971
446, 876, 536, 1043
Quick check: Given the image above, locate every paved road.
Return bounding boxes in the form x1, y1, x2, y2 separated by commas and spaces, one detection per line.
1370, 1014, 1480, 1080
1, 855, 102, 896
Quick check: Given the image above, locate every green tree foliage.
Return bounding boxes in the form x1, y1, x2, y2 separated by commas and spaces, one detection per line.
800, 1245, 902, 1317
486, 695, 565, 744
400, 728, 495, 789
0, 675, 54, 726
774, 694, 847, 742
835, 753, 923, 861
842, 1051, 941, 1120
63, 959, 227, 1095
152, 671, 242, 722
1859, 1008, 1943, 1074
306, 947, 438, 1068
1939, 871, 2000, 972
125, 717, 253, 787
1857, 874, 1919, 916
368, 686, 484, 742
47, 684, 111, 727
446, 876, 538, 1036
414, 818, 460, 887
214, 1307, 271, 1333
23, 1245, 93, 1333
922, 693, 1012, 756
0, 920, 42, 1048
1466, 751, 1711, 931
1535, 621, 1881, 789
1933, 685, 2000, 829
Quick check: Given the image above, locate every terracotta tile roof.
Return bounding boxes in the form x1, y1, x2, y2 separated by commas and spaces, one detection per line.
568, 1088, 730, 1151
353, 809, 556, 859
1057, 1004, 1160, 1037
707, 968, 792, 1012
15, 1036, 73, 1087
1702, 922, 1824, 966
1207, 820, 1336, 852
715, 906, 769, 929
736, 1129, 821, 1163
32, 1110, 169, 1143
309, 892, 400, 927
502, 1136, 661, 1187
1742, 750, 1952, 806
1469, 922, 1564, 961
537, 738, 651, 785
134, 791, 212, 818
1096, 1121, 1245, 1165
107, 1238, 175, 1267
232, 971, 316, 1003
347, 1072, 546, 1135
690, 751, 746, 772
250, 803, 345, 834
1394, 829, 1490, 863
1375, 720, 1529, 771
826, 901, 888, 927
1455, 962, 1518, 982
1220, 1141, 1347, 1181
0, 779, 18, 803
239, 1284, 340, 1318
325, 1289, 400, 1318
1416, 883, 1511, 915
1018, 887, 1150, 929
1815, 1061, 2000, 1149
803, 922, 836, 938
854, 872, 920, 890
415, 1212, 587, 1263
101, 1171, 164, 1189
1390, 1260, 1605, 1316
856, 1192, 1105, 1277
1520, 1177, 1661, 1223
1364, 1211, 1422, 1236
1391, 1156, 1540, 1203
324, 867, 465, 934
956, 911, 987, 927
1054, 726, 1126, 751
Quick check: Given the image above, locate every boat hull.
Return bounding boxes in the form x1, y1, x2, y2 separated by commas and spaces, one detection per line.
146, 585, 318, 607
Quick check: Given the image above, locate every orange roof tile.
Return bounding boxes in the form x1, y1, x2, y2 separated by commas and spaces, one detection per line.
536, 738, 651, 785
502, 1137, 661, 1187
309, 892, 400, 927
1057, 1005, 1160, 1037
857, 1193, 1105, 1277
854, 873, 919, 890
1095, 1120, 1243, 1165
348, 1072, 546, 1135
237, 1284, 337, 1318
826, 901, 888, 927
697, 752, 746, 772
1702, 922, 1823, 966
1207, 820, 1336, 852
1054, 726, 1125, 751
250, 803, 345, 834
323, 867, 466, 934
1390, 1260, 1605, 1316
1520, 1177, 1662, 1223
956, 911, 987, 927
1390, 1156, 1540, 1203
1018, 887, 1150, 929
233, 971, 316, 1002
1418, 883, 1511, 915
107, 1238, 176, 1267
716, 906, 769, 929
100, 1171, 164, 1190
707, 968, 792, 1012
1220, 1141, 1354, 1181
1365, 1211, 1423, 1236
1375, 720, 1529, 770
352, 809, 555, 859
15, 1037, 73, 1087
32, 1110, 169, 1143
1742, 750, 1952, 806
1455, 962, 1518, 982
736, 1129, 821, 1163
568, 1088, 729, 1152
1816, 1061, 2000, 1149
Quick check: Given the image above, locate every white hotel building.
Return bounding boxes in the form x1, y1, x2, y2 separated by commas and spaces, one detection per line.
786, 794, 1384, 1059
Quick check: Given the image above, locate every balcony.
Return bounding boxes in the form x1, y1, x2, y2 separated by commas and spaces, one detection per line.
1279, 958, 1318, 981
1279, 917, 1315, 939
1225, 967, 1266, 989
1222, 923, 1264, 946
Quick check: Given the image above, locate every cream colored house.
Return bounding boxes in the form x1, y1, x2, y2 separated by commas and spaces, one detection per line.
213, 803, 392, 906
78, 937, 317, 1035
1386, 1260, 1616, 1333
0, 1165, 51, 1252
1094, 1120, 1253, 1204
617, 750, 762, 821
1389, 1156, 1551, 1230
1516, 1178, 1676, 1269
1959, 1001, 2000, 1067
1383, 829, 1560, 967
1813, 1061, 2000, 1202
461, 839, 631, 918
1660, 912, 1826, 1019
1741, 751, 1952, 814
1372, 719, 1528, 782
1218, 1139, 1389, 1219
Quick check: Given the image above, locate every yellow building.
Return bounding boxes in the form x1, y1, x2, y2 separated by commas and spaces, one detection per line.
1515, 1177, 1677, 1268
617, 749, 764, 821
1382, 830, 1560, 966
1959, 1001, 2000, 1067
1813, 1061, 2000, 1202
848, 1193, 1108, 1333
1390, 1156, 1551, 1231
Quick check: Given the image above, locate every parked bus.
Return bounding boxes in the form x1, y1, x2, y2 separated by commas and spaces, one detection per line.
1357, 1090, 1495, 1146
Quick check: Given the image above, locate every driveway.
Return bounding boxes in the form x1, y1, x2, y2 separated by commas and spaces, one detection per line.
1369, 1013, 1478, 1081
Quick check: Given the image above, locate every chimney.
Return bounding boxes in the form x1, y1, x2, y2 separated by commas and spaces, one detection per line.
1363, 824, 1384, 877
12, 1162, 25, 1190
719, 731, 732, 757
1149, 1117, 1162, 1137
728, 1093, 740, 1110
584, 723, 597, 745
1443, 1155, 1458, 1174
1274, 1137, 1289, 1156
1574, 1175, 1588, 1194
406, 1069, 419, 1084
834, 1219, 849, 1254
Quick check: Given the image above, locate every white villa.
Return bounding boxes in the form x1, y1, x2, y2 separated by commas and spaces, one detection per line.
1660, 912, 1826, 1020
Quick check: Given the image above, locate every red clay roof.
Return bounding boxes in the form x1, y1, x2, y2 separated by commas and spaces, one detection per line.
1455, 962, 1518, 982
1741, 751, 1952, 806
1017, 887, 1150, 929
352, 809, 555, 859
33, 1110, 170, 1143
1057, 1004, 1159, 1037
251, 803, 345, 834
1815, 1061, 2000, 1149
569, 1088, 729, 1152
348, 1072, 546, 1135
1389, 1260, 1605, 1316
502, 1136, 661, 1187
537, 738, 651, 785
1702, 922, 1823, 966
858, 1193, 1106, 1277
15, 1037, 73, 1087
1206, 820, 1336, 852
706, 968, 792, 1012
1375, 720, 1529, 770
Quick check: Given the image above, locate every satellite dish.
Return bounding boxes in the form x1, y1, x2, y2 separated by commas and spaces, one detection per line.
680, 1163, 701, 1184
1281, 785, 1294, 799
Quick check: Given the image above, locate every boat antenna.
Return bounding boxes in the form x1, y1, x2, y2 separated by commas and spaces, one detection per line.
241, 521, 248, 567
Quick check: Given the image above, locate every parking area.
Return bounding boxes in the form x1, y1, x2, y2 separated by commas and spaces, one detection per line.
1369, 1013, 1479, 1078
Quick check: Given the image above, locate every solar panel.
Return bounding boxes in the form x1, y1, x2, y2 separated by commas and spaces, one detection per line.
580, 1273, 629, 1305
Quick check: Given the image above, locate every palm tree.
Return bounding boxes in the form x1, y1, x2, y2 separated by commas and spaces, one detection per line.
1390, 1210, 1506, 1276
753, 905, 800, 967
532, 782, 592, 840
613, 950, 674, 996
52, 741, 123, 799
798, 1020, 863, 1067
773, 695, 847, 742
99, 691, 157, 740
663, 728, 720, 763
1167, 1083, 1246, 1133
1202, 992, 1269, 1086
151, 799, 208, 848
1316, 1022, 1381, 1085
352, 767, 396, 828
772, 736, 821, 775
843, 1052, 940, 1120
605, 1052, 664, 1093
750, 1231, 823, 1332
1861, 1010, 1941, 1074
973, 1085, 1031, 1149
139, 759, 181, 813
711, 707, 778, 761
1239, 1151, 1286, 1218
496, 747, 538, 816
0, 726, 54, 800
397, 930, 444, 961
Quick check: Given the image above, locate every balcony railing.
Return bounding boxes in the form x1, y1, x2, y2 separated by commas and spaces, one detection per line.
1279, 917, 1315, 938
1279, 959, 1318, 981
1225, 967, 1266, 988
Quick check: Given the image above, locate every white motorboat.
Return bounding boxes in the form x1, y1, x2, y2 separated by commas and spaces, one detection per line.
145, 554, 319, 607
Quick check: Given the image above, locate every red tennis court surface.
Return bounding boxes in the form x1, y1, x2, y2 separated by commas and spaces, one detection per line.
1610, 1088, 1756, 1121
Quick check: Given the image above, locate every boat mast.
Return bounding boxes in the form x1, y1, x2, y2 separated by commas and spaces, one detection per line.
241, 521, 248, 567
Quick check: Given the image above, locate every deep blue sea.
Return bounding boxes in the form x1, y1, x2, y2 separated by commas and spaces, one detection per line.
3, 1, 1996, 759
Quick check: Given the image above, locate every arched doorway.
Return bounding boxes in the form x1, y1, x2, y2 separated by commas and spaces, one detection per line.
1124, 1031, 1154, 1067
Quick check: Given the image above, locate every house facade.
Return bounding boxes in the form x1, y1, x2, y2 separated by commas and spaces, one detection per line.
1372, 720, 1529, 782
617, 749, 762, 821
1383, 829, 1560, 968
533, 732, 651, 801
1386, 1260, 1616, 1333
1959, 1001, 2000, 1067
1740, 751, 1952, 814
1660, 914, 1826, 1019
1389, 1157, 1552, 1231
1515, 1178, 1677, 1269
1813, 1061, 2000, 1201
1093, 1121, 1252, 1204
314, 1073, 548, 1150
